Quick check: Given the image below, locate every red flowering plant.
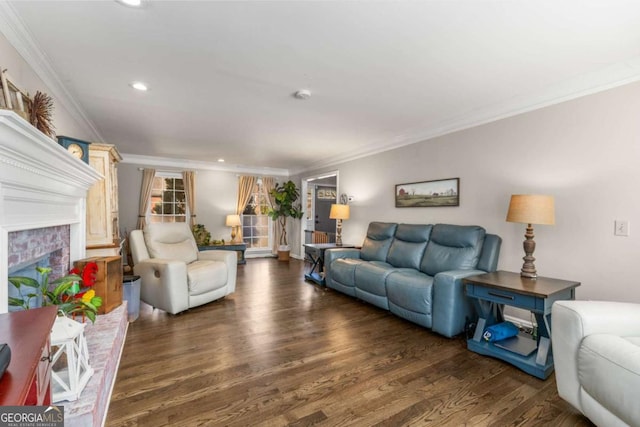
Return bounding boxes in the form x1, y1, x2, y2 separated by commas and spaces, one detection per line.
9, 261, 103, 323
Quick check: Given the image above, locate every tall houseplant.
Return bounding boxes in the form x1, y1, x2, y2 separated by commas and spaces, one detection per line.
268, 180, 304, 260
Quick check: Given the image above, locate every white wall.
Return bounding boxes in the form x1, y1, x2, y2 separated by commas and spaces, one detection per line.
294, 81, 640, 303
118, 163, 240, 243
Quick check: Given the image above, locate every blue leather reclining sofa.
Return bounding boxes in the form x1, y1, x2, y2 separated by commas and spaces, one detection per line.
324, 222, 502, 338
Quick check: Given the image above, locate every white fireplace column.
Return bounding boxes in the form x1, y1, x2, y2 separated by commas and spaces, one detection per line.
0, 110, 101, 313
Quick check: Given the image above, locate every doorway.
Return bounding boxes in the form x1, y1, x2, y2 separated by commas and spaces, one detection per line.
300, 172, 338, 251
314, 185, 336, 235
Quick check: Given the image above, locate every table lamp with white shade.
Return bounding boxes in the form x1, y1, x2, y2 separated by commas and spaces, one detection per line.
225, 214, 242, 243
329, 204, 350, 246
506, 194, 555, 279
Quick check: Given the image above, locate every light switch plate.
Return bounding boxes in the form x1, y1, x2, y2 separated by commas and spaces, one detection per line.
615, 220, 629, 236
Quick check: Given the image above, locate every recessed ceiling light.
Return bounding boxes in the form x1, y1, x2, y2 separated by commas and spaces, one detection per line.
130, 82, 148, 91
218, 158, 225, 163
117, 0, 142, 7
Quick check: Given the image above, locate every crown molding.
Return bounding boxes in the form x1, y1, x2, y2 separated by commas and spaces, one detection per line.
0, 2, 104, 142
293, 56, 640, 175
121, 153, 290, 177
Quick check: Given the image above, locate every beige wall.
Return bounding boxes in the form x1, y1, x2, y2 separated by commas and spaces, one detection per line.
294, 81, 640, 303
118, 163, 240, 243
7, 26, 638, 303
0, 34, 93, 139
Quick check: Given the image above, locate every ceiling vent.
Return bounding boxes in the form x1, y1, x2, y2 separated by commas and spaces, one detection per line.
293, 89, 311, 100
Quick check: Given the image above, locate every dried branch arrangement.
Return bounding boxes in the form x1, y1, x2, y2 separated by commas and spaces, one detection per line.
29, 90, 55, 138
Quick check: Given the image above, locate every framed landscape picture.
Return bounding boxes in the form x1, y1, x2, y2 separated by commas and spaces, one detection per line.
395, 178, 460, 208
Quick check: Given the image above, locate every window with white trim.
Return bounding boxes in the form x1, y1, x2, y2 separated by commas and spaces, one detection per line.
149, 173, 186, 223
241, 183, 272, 250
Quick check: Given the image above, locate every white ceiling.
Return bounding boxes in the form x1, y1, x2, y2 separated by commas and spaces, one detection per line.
3, 1, 640, 174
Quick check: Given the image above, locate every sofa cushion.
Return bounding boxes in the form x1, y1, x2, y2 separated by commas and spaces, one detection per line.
144, 223, 199, 264
420, 224, 485, 276
360, 222, 397, 262
578, 334, 640, 427
354, 261, 396, 297
387, 224, 432, 269
386, 270, 434, 315
331, 258, 366, 288
187, 260, 228, 295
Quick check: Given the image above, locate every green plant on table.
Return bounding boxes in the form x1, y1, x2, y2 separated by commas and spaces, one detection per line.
192, 224, 211, 246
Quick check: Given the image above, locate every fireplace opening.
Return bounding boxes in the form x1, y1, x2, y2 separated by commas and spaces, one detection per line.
8, 254, 50, 310
7, 225, 70, 311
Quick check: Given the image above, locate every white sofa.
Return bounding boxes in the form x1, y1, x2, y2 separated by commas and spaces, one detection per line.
130, 223, 237, 314
552, 300, 640, 427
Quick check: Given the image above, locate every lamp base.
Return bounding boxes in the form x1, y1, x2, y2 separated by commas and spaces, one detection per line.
520, 270, 537, 279
520, 224, 537, 279
335, 219, 343, 246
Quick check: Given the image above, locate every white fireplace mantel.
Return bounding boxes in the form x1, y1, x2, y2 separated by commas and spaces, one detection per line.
0, 110, 102, 313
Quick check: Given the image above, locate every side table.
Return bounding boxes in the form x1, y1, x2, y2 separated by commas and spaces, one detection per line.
0, 306, 57, 406
199, 242, 247, 265
303, 243, 355, 285
463, 270, 580, 379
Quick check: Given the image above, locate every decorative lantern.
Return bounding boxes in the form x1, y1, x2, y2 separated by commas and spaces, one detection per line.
50, 316, 94, 402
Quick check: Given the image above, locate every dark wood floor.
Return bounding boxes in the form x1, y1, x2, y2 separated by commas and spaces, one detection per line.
107, 258, 593, 427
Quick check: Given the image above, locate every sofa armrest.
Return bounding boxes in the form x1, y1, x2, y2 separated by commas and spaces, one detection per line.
198, 250, 237, 294
129, 229, 149, 265
432, 269, 486, 338
133, 259, 189, 314
324, 248, 361, 284
198, 249, 235, 263
324, 248, 361, 264
324, 248, 361, 271
552, 300, 640, 411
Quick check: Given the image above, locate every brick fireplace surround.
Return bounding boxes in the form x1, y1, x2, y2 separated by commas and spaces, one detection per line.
8, 225, 70, 279
1, 111, 127, 426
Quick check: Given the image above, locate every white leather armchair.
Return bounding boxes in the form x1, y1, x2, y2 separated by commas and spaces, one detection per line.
552, 300, 640, 427
129, 223, 237, 314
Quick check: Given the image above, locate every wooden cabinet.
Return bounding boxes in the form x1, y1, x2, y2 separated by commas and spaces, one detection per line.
0, 306, 57, 406
86, 143, 122, 257
74, 256, 123, 314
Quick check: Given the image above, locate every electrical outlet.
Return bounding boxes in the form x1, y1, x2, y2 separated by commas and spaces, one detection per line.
615, 220, 629, 237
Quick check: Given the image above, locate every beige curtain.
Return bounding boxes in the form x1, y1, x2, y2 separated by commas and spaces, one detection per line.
183, 170, 196, 227
236, 176, 257, 241
136, 168, 156, 229
262, 177, 278, 254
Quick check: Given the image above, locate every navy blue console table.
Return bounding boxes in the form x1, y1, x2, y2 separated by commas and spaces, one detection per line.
464, 270, 580, 379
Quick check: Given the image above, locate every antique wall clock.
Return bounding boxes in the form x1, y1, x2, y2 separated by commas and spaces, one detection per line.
57, 136, 91, 164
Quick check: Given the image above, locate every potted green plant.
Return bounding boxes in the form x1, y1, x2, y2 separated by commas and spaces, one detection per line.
268, 180, 304, 261
191, 223, 211, 246
9, 262, 103, 323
